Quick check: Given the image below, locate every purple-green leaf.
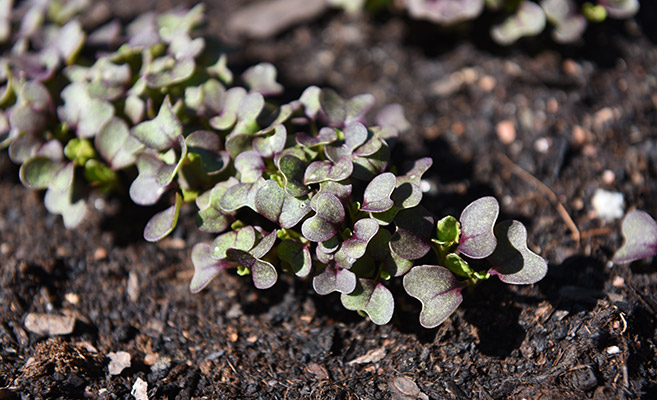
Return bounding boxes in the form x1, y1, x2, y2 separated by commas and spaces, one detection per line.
95, 117, 143, 169
189, 242, 234, 293
296, 127, 338, 147
375, 103, 411, 135
131, 97, 182, 151
225, 248, 278, 289
58, 82, 113, 138
342, 218, 380, 260
219, 178, 266, 212
301, 192, 345, 242
340, 279, 394, 325
491, 1, 546, 45
406, 0, 484, 24
235, 150, 265, 183
488, 220, 548, 285
44, 185, 87, 229
145, 56, 195, 89
208, 87, 246, 130
144, 193, 183, 242
313, 265, 357, 295
391, 206, 434, 260
19, 157, 73, 191
361, 172, 396, 212
212, 226, 257, 259
185, 130, 229, 175
325, 122, 368, 162
318, 181, 352, 201
254, 180, 311, 228
196, 180, 238, 233
304, 155, 353, 185
319, 89, 375, 127
403, 265, 463, 329
458, 196, 499, 259
278, 154, 310, 197
253, 124, 286, 158
129, 152, 168, 205
242, 62, 283, 96
278, 239, 312, 277
612, 210, 657, 264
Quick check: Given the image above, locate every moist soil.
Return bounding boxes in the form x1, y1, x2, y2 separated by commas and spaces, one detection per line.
2, 1, 657, 399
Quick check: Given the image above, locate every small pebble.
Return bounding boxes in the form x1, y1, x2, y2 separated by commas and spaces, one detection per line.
24, 313, 76, 336
131, 377, 148, 400
534, 137, 551, 153
602, 169, 615, 185
496, 120, 516, 144
108, 351, 131, 375
605, 346, 621, 355
591, 189, 624, 221
93, 247, 108, 261
612, 276, 625, 288
479, 75, 496, 92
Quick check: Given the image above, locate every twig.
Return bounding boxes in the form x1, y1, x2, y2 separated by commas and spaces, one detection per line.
496, 152, 581, 244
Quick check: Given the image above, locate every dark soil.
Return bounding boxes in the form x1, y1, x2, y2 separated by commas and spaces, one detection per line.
2, 1, 657, 399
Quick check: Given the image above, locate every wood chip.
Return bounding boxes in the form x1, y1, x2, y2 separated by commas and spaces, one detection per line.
108, 351, 131, 375
389, 376, 429, 400
24, 313, 76, 336
347, 347, 386, 365
306, 362, 330, 380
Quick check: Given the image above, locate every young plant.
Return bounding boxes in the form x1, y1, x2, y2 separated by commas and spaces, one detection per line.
1, 0, 549, 328
612, 210, 657, 264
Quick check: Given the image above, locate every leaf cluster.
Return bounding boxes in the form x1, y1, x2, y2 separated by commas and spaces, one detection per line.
1, 0, 550, 327
331, 0, 640, 45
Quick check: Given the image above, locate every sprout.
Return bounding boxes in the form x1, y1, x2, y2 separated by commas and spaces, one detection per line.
612, 210, 657, 264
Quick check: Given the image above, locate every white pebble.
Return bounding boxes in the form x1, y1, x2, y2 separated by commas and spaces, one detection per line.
591, 189, 624, 221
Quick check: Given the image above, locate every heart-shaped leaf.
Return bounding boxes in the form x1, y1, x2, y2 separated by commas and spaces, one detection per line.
144, 193, 183, 242
341, 279, 394, 325
253, 124, 286, 158
391, 206, 434, 260
304, 155, 353, 185
131, 97, 182, 151
325, 122, 368, 162
58, 82, 114, 138
129, 152, 168, 205
612, 210, 657, 264
208, 87, 247, 130
219, 178, 266, 212
95, 117, 143, 169
233, 92, 264, 134
361, 172, 396, 212
487, 220, 548, 285
234, 150, 265, 183
403, 265, 463, 329
351, 144, 390, 181
301, 193, 345, 242
145, 56, 195, 88
320, 89, 375, 127
225, 248, 278, 289
212, 226, 257, 259
20, 157, 73, 191
491, 0, 546, 45
278, 239, 312, 277
185, 130, 229, 175
44, 185, 87, 229
196, 179, 238, 232
296, 127, 338, 147
313, 265, 357, 295
342, 218, 380, 260
375, 103, 411, 135
189, 242, 234, 293
458, 196, 499, 259
278, 154, 310, 197
254, 180, 311, 229
318, 181, 352, 201
242, 62, 283, 96
299, 85, 321, 119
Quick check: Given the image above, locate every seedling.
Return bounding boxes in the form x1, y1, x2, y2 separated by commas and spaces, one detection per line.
1, 0, 550, 327
612, 210, 657, 264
